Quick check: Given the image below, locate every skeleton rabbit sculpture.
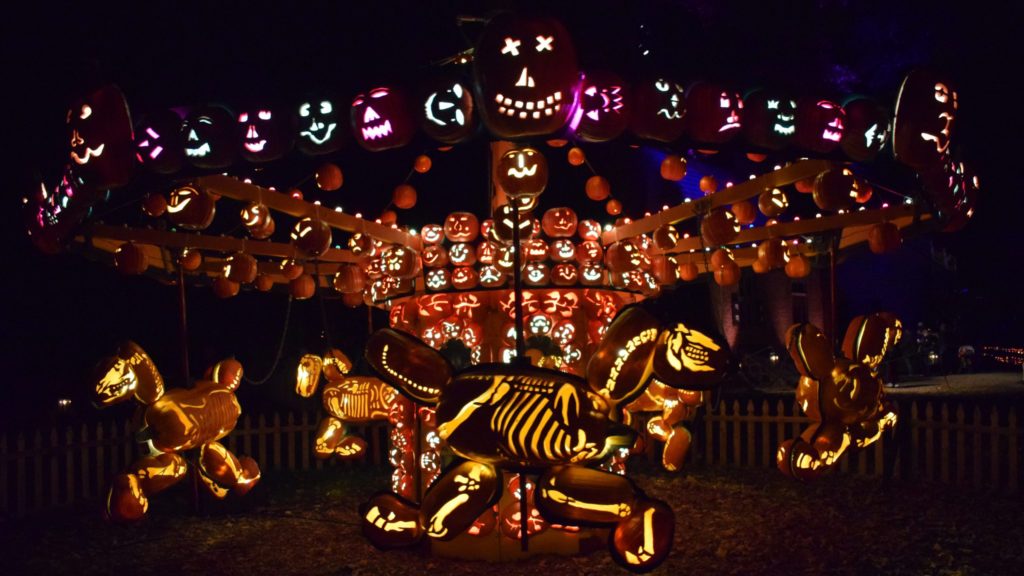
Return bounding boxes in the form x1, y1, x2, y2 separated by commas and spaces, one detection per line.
359, 305, 729, 572
94, 342, 260, 521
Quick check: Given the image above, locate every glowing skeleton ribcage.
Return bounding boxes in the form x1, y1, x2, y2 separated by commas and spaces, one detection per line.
468, 374, 591, 463
324, 380, 392, 422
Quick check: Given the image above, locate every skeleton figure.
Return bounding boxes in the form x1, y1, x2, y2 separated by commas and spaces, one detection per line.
94, 342, 260, 521
359, 305, 729, 572
777, 313, 901, 480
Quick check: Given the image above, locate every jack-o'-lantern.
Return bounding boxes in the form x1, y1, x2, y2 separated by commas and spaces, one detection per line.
134, 109, 185, 175
606, 198, 623, 216
473, 12, 578, 138
167, 185, 216, 230
794, 98, 845, 155
280, 259, 304, 280
491, 204, 535, 243
549, 239, 576, 262
179, 248, 202, 271
182, 105, 237, 169
893, 69, 957, 169
255, 274, 274, 292
444, 212, 480, 243
141, 194, 166, 218
333, 265, 366, 293
812, 168, 860, 211
422, 245, 449, 268
291, 218, 332, 257
578, 240, 604, 264
421, 223, 444, 245
451, 267, 478, 290
524, 239, 549, 262
650, 255, 677, 285
653, 224, 679, 250
630, 77, 686, 142
351, 87, 414, 152
420, 76, 476, 144
425, 269, 451, 291
348, 233, 376, 257
605, 241, 646, 273
742, 90, 796, 151
710, 248, 734, 269
224, 252, 258, 284
524, 262, 549, 286
700, 209, 740, 246
114, 242, 147, 275
237, 106, 293, 162
67, 84, 134, 189
585, 175, 611, 201
382, 246, 422, 280
476, 241, 499, 265
316, 163, 343, 191
574, 70, 630, 142
551, 263, 578, 286
479, 265, 506, 288
757, 239, 787, 269
731, 200, 756, 225
240, 202, 275, 239
495, 147, 548, 200
580, 263, 606, 286
577, 219, 601, 241
684, 83, 743, 145
925, 158, 979, 233
296, 98, 345, 155
758, 187, 789, 218
868, 222, 901, 254
714, 260, 740, 286
541, 207, 577, 238
449, 243, 476, 266
785, 253, 811, 278
296, 354, 323, 397
841, 98, 889, 162
650, 322, 729, 390
610, 500, 675, 571
660, 155, 687, 182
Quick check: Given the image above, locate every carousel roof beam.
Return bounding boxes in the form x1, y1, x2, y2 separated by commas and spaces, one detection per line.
601, 159, 838, 245
79, 223, 362, 263
194, 175, 420, 250
658, 205, 923, 255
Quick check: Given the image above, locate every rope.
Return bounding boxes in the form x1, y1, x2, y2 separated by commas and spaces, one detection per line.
242, 294, 294, 386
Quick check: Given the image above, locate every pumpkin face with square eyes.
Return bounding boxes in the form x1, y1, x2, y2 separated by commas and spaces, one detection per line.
182, 105, 237, 169
421, 76, 476, 144
474, 13, 578, 138
297, 98, 345, 155
630, 77, 686, 143
135, 109, 186, 175
574, 70, 629, 143
351, 87, 414, 152
237, 107, 293, 162
893, 69, 958, 169
67, 84, 134, 189
684, 83, 743, 145
742, 90, 796, 151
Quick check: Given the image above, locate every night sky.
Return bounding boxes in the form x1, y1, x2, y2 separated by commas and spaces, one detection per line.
3, 0, 1021, 428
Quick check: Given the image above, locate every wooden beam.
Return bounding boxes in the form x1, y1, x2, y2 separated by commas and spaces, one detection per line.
194, 174, 421, 250
601, 159, 838, 245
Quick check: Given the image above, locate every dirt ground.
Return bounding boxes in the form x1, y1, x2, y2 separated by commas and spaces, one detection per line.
3, 462, 1022, 576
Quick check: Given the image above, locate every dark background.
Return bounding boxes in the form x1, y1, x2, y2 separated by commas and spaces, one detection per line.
2, 0, 1021, 428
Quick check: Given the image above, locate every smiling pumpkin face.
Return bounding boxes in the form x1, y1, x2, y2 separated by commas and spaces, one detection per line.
420, 76, 476, 144
474, 13, 579, 138
741, 90, 796, 151
181, 105, 237, 169
237, 106, 293, 162
350, 87, 414, 152
495, 147, 548, 200
67, 84, 134, 189
630, 77, 687, 143
893, 69, 958, 169
297, 98, 345, 155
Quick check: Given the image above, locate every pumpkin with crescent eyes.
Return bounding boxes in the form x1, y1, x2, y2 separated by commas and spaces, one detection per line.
296, 97, 346, 155
67, 84, 134, 189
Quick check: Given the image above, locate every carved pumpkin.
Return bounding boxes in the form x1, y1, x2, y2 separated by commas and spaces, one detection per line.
785, 253, 811, 278
182, 105, 237, 169
491, 204, 535, 243
524, 262, 549, 286
742, 90, 796, 151
449, 242, 476, 266
240, 202, 275, 240
758, 187, 789, 217
660, 155, 687, 181
420, 75, 477, 144
578, 219, 601, 241
360, 492, 424, 549
333, 265, 366, 293
578, 240, 604, 264
142, 194, 167, 218
585, 175, 611, 201
67, 84, 134, 189
382, 246, 422, 280
757, 239, 787, 269
280, 259, 304, 280
290, 218, 332, 257
709, 248, 734, 270
606, 198, 623, 216
610, 499, 675, 572
653, 224, 679, 250
134, 109, 185, 175
630, 77, 686, 142
179, 248, 202, 271
296, 354, 323, 397
548, 238, 576, 262
541, 207, 577, 238
868, 222, 901, 254
684, 83, 743, 145
452, 267, 479, 290
296, 97, 345, 156
731, 200, 757, 225
167, 186, 216, 230
714, 260, 740, 286
794, 98, 845, 155
551, 263, 578, 286
237, 106, 293, 162
421, 223, 444, 245
473, 13, 578, 138
425, 269, 451, 291
224, 252, 258, 284
812, 168, 859, 211
255, 274, 274, 291
479, 265, 506, 288
350, 87, 414, 152
700, 209, 740, 246
574, 70, 630, 142
496, 147, 548, 200
114, 242, 148, 275
443, 212, 480, 242
893, 69, 957, 169
841, 98, 889, 162
422, 245, 449, 268
316, 162, 343, 191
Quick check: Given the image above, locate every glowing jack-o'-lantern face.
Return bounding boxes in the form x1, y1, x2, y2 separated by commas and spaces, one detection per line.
350, 87, 414, 152
541, 207, 577, 238
841, 98, 889, 162
182, 105, 237, 169
66, 84, 134, 189
297, 99, 344, 155
652, 323, 730, 390
240, 202, 275, 239
421, 78, 476, 144
473, 13, 579, 138
237, 107, 292, 162
290, 218, 332, 257
630, 78, 686, 142
491, 204, 536, 243
794, 98, 845, 154
444, 212, 480, 243
742, 90, 796, 151
134, 109, 186, 175
167, 186, 216, 230
684, 83, 743, 145
574, 70, 629, 142
496, 147, 548, 200
894, 70, 958, 168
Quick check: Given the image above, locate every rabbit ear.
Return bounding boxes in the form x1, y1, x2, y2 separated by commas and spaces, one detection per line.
786, 323, 835, 381
842, 313, 900, 369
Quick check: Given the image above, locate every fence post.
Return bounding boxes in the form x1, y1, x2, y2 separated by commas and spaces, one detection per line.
973, 405, 983, 489
940, 403, 950, 484
1009, 407, 1018, 494
257, 414, 267, 469
704, 402, 714, 466
718, 401, 728, 465
31, 430, 43, 512
96, 422, 105, 497
990, 406, 1001, 491
287, 412, 296, 471
65, 428, 75, 505
909, 402, 920, 480
273, 413, 282, 470
300, 412, 311, 471
745, 400, 755, 467
731, 401, 741, 466
775, 400, 786, 467
79, 424, 90, 499
0, 432, 7, 514
925, 402, 935, 481
16, 433, 26, 516
243, 415, 253, 458
956, 405, 966, 487
49, 428, 59, 509
761, 400, 771, 468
